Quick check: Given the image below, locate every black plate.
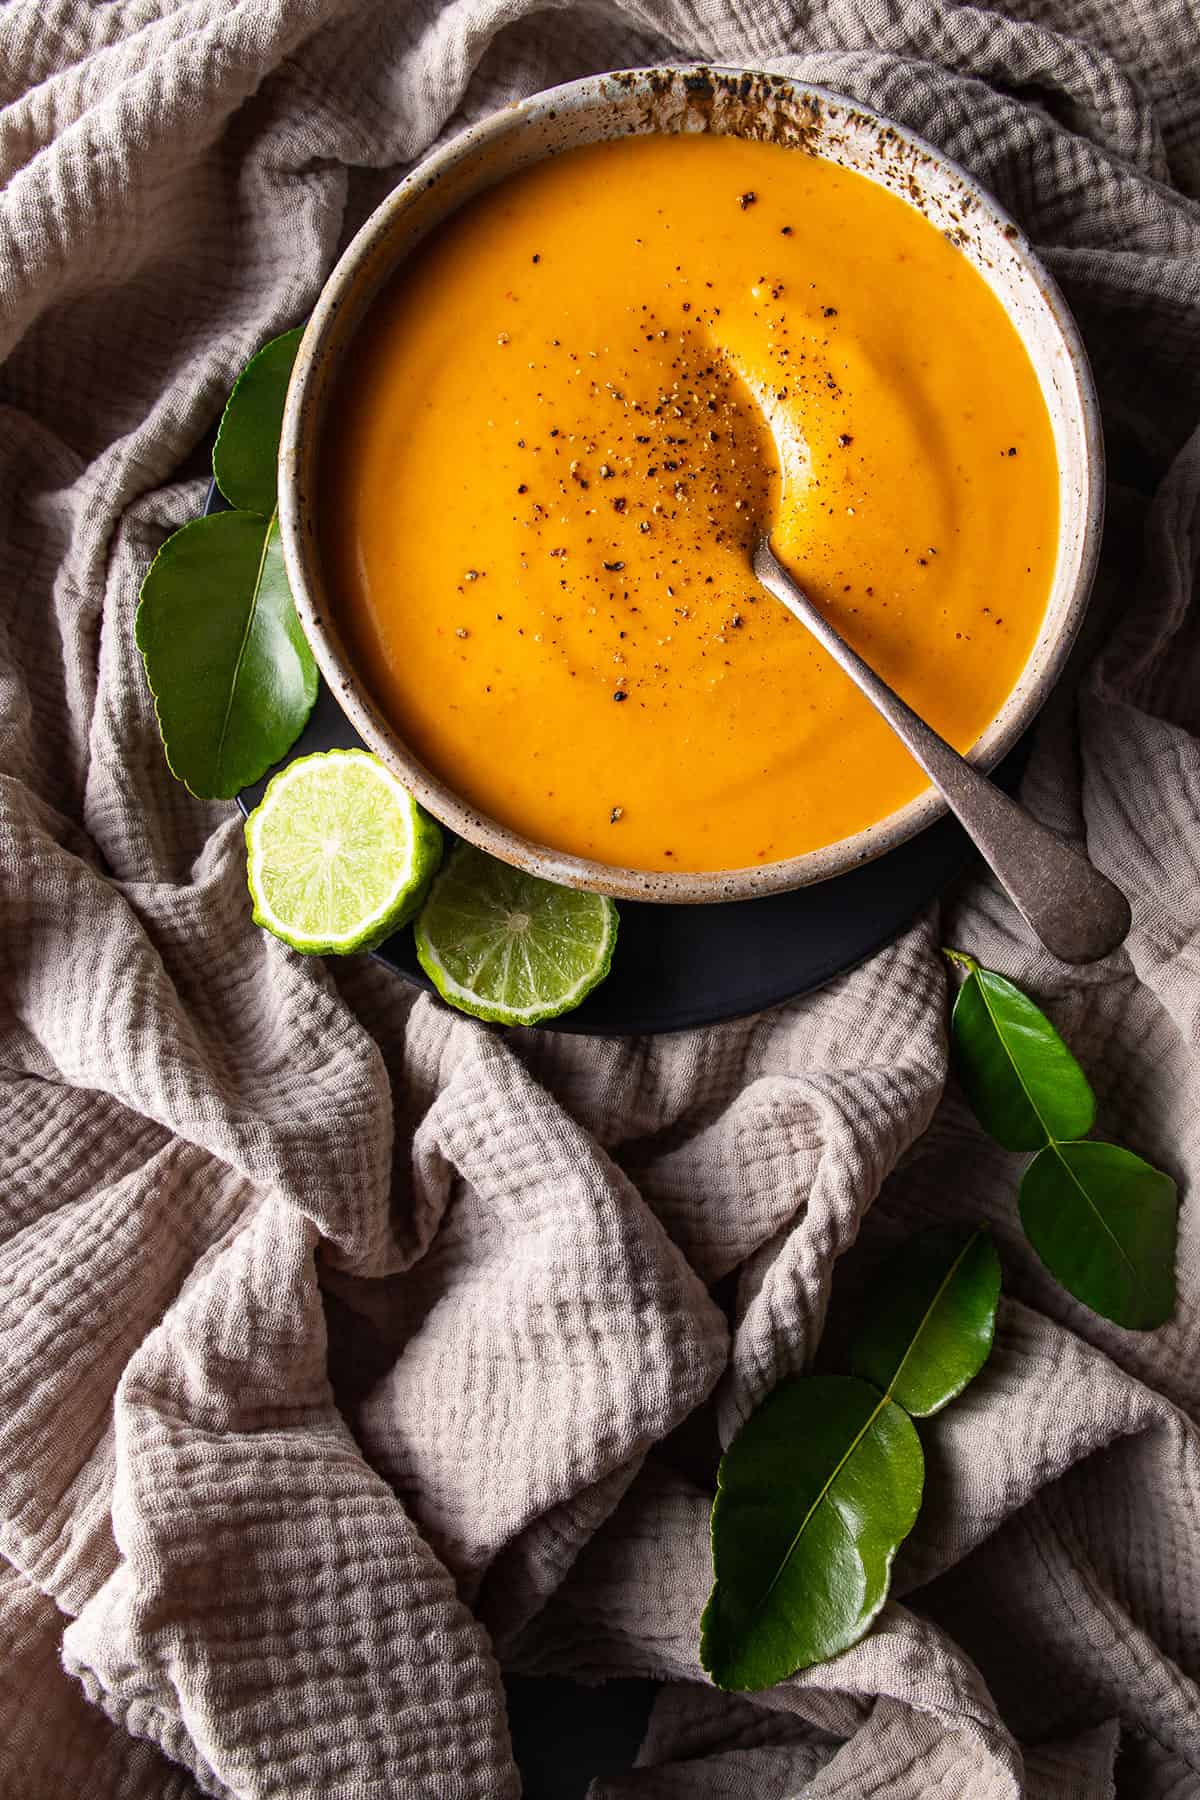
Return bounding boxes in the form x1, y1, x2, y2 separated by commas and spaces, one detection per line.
221, 486, 1019, 1034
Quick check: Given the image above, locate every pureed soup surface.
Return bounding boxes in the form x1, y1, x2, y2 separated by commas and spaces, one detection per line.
323, 132, 1059, 873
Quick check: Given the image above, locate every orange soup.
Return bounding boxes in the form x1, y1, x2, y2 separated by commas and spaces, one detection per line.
323, 133, 1058, 873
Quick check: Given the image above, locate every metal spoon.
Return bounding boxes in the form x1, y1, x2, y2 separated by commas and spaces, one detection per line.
752, 536, 1130, 964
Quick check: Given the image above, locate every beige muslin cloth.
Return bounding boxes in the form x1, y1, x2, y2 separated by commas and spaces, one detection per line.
1, 1, 1199, 1794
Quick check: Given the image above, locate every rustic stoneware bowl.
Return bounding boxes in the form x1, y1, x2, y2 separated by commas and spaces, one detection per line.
278, 65, 1103, 905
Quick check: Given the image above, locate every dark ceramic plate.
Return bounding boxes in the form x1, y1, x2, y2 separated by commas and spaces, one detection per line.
218, 486, 1020, 1035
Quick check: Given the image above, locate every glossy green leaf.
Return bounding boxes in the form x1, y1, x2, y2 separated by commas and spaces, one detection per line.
700, 1376, 924, 1691
212, 327, 303, 514
951, 965, 1095, 1152
848, 1225, 1001, 1417
1020, 1140, 1177, 1330
136, 510, 317, 799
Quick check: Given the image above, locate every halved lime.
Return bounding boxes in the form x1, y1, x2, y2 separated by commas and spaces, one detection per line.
414, 844, 618, 1025
245, 749, 442, 954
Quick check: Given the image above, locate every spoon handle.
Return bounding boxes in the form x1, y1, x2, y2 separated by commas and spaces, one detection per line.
752, 540, 1131, 965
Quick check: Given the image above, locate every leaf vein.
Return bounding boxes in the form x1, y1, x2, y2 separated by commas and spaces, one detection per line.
975, 973, 1049, 1143
214, 508, 275, 786
886, 1229, 980, 1400
748, 1390, 889, 1620
1052, 1144, 1139, 1279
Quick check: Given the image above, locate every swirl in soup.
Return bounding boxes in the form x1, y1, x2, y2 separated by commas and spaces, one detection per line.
323, 132, 1058, 873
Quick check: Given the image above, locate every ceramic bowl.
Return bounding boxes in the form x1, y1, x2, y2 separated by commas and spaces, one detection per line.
278, 65, 1103, 904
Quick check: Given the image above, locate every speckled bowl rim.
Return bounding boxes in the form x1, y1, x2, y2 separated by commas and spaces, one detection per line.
278, 65, 1104, 906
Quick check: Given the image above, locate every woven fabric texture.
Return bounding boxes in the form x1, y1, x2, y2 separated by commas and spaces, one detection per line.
1, 0, 1199, 1794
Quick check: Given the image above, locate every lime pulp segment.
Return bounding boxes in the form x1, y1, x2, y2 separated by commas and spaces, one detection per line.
415, 843, 618, 1024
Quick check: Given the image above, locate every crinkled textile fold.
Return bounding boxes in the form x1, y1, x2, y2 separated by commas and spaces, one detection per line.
1, 0, 1199, 1793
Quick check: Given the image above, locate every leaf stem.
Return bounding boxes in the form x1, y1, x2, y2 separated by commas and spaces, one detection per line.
941, 947, 979, 972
